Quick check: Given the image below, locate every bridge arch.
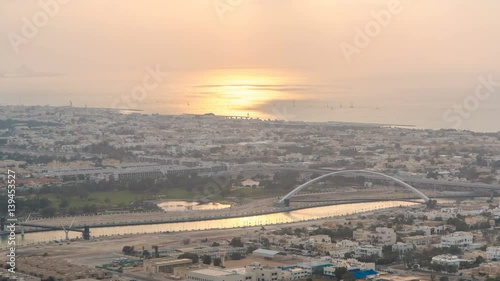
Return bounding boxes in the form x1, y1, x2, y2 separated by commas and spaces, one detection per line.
277, 170, 430, 204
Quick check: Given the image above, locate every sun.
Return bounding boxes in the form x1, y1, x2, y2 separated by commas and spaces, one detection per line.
190, 68, 302, 117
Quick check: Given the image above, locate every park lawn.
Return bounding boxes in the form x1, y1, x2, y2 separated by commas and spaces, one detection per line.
310, 183, 330, 189
230, 187, 278, 198
38, 188, 199, 209
164, 188, 194, 200
39, 191, 154, 209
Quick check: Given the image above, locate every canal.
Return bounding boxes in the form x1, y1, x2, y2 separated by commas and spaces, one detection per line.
0, 200, 420, 247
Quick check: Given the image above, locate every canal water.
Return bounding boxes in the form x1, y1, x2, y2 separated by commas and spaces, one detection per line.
0, 201, 419, 247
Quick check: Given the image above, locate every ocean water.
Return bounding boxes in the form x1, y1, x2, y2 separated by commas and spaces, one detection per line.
1, 68, 499, 132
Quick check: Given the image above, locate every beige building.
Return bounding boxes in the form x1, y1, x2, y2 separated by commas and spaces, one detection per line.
354, 245, 383, 258
478, 262, 500, 275
441, 232, 474, 250
403, 235, 440, 247
336, 240, 359, 249
354, 227, 396, 246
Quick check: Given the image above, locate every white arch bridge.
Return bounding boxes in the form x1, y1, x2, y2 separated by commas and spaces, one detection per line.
275, 170, 430, 207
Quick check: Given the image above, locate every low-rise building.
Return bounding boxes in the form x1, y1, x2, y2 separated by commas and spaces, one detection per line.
403, 235, 440, 247
336, 240, 359, 249
144, 258, 193, 274
280, 267, 311, 280
354, 245, 382, 258
327, 259, 375, 271
392, 242, 414, 256
353, 227, 396, 246
441, 232, 473, 250
252, 249, 283, 260
246, 263, 281, 281
187, 268, 249, 281
371, 227, 397, 246
329, 248, 352, 259
314, 242, 338, 254
486, 246, 500, 261
478, 262, 500, 275
309, 235, 332, 244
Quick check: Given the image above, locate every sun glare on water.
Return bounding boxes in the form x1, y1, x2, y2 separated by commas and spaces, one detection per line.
189, 69, 305, 118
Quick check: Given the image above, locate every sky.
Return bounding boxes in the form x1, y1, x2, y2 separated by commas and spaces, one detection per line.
1, 0, 499, 73
1, 0, 500, 130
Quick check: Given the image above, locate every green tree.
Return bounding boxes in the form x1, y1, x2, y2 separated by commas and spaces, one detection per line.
230, 252, 243, 260
247, 244, 259, 254
474, 255, 485, 266
444, 245, 462, 255
202, 255, 212, 265
213, 257, 222, 267
261, 237, 270, 248
229, 237, 244, 247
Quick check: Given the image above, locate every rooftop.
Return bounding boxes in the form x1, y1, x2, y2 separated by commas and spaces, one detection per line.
253, 249, 281, 256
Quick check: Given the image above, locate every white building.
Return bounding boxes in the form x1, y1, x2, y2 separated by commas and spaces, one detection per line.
329, 248, 352, 259
241, 179, 260, 188
246, 264, 281, 281
336, 240, 359, 249
412, 225, 447, 236
487, 246, 500, 261
354, 245, 383, 258
392, 242, 414, 256
431, 255, 464, 268
187, 268, 249, 281
441, 232, 473, 250
370, 227, 397, 246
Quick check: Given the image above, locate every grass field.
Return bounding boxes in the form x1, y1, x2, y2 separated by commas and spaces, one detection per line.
164, 188, 194, 200
37, 188, 203, 209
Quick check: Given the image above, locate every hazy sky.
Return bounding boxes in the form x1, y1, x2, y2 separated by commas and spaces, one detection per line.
1, 1, 500, 131
2, 0, 499, 74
